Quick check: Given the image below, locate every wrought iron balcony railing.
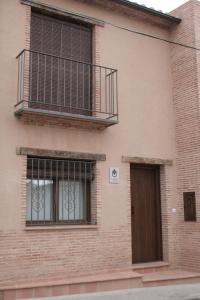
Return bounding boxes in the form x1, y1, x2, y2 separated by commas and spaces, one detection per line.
15, 50, 118, 128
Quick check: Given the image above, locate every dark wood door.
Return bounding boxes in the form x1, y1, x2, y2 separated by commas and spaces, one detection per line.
130, 164, 162, 263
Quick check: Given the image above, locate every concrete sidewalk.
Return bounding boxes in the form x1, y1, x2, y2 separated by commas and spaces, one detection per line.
25, 284, 200, 300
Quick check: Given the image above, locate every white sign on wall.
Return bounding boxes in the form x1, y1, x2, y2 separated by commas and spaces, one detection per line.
109, 167, 120, 184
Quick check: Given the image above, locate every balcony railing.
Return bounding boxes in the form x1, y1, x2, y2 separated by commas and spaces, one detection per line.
15, 50, 118, 128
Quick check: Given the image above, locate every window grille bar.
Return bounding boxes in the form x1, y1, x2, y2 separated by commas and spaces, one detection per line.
84, 163, 86, 222
68, 160, 70, 220
31, 158, 33, 221
44, 159, 46, 220
37, 159, 40, 220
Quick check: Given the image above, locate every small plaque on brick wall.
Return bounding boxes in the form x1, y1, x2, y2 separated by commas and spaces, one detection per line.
183, 192, 196, 222
109, 167, 120, 184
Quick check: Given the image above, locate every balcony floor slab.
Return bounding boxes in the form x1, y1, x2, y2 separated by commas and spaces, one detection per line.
15, 107, 118, 130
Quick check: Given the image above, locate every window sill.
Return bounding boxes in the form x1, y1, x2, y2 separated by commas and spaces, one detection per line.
24, 224, 99, 231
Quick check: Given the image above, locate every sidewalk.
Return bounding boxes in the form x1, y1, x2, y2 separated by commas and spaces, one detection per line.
25, 284, 200, 300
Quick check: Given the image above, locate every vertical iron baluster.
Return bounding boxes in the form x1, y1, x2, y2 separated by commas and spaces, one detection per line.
74, 162, 76, 221
83, 64, 85, 112
111, 71, 113, 115
76, 62, 78, 110
84, 163, 86, 222
116, 71, 118, 118
93, 65, 95, 114
105, 68, 107, 115
60, 24, 63, 110
79, 161, 81, 220
64, 59, 66, 109
68, 160, 70, 220
57, 57, 60, 110
110, 72, 112, 115
19, 51, 22, 104
17, 55, 20, 103
50, 159, 53, 220
30, 51, 32, 102
55, 160, 59, 222
60, 24, 63, 56
70, 60, 72, 112
88, 64, 91, 113
44, 54, 46, 105
109, 72, 111, 117
89, 162, 92, 224
110, 72, 112, 116
22, 52, 24, 103
37, 53, 39, 103
113, 72, 115, 116
51, 22, 53, 108
41, 21, 44, 105
113, 72, 115, 115
100, 66, 101, 113
20, 54, 22, 103
37, 159, 40, 221
91, 65, 93, 112
62, 161, 64, 221
70, 26, 72, 113
51, 56, 53, 106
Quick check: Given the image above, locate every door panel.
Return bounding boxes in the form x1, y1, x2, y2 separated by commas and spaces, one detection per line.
130, 164, 162, 263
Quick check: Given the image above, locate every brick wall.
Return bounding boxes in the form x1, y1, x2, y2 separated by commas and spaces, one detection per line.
171, 0, 200, 270
0, 156, 132, 286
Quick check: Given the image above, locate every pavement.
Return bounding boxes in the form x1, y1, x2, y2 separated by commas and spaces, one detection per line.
25, 284, 200, 300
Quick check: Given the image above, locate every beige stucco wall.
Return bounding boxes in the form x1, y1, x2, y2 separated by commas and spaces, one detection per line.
0, 0, 177, 285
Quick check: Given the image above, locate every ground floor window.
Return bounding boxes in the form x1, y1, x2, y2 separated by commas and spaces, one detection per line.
26, 157, 95, 225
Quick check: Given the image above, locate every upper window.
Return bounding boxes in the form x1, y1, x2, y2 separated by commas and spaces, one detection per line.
26, 157, 95, 225
29, 11, 92, 115
16, 10, 118, 128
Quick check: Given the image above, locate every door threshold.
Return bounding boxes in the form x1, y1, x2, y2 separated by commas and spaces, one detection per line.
132, 261, 170, 273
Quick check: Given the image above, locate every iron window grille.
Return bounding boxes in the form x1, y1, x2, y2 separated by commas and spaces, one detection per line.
26, 157, 96, 225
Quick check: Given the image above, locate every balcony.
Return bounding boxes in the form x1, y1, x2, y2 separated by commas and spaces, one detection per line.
15, 50, 118, 129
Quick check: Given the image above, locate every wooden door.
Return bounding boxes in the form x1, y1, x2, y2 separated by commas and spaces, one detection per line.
130, 164, 162, 263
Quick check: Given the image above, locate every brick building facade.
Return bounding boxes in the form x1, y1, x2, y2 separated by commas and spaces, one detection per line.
0, 0, 200, 299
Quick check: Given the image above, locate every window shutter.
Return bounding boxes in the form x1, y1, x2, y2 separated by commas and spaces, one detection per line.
30, 12, 92, 115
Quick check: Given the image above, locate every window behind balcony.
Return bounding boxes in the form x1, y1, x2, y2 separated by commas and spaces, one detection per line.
26, 157, 95, 225
30, 12, 92, 115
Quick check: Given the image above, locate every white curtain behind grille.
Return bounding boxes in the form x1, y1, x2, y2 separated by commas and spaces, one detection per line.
26, 179, 53, 221
59, 180, 84, 221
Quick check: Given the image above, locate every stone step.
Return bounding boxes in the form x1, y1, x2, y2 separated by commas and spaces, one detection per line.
2, 267, 200, 299
132, 261, 170, 274
1, 270, 143, 300
142, 269, 200, 287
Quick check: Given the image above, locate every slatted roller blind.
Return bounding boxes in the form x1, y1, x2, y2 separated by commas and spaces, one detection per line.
30, 12, 92, 115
